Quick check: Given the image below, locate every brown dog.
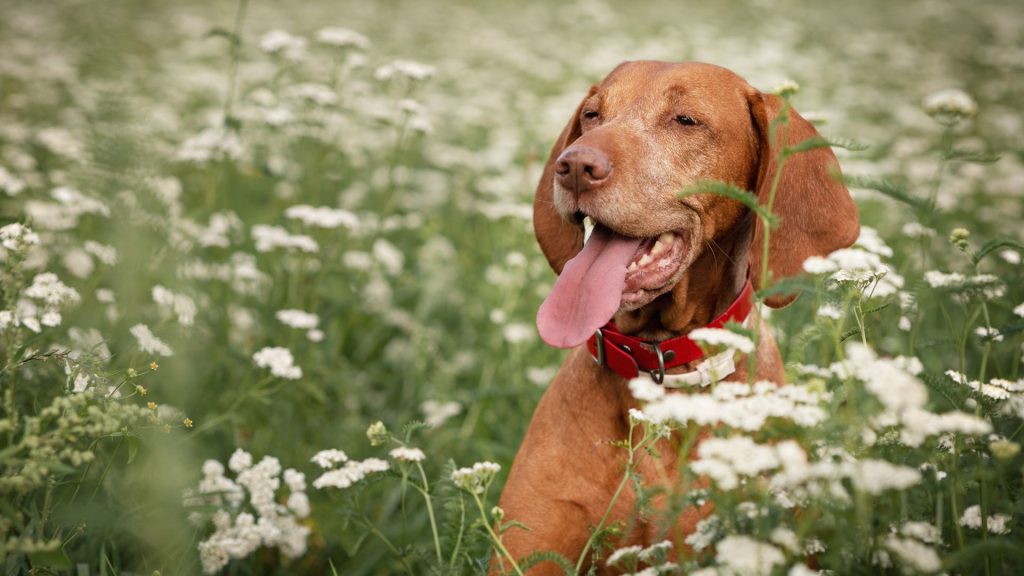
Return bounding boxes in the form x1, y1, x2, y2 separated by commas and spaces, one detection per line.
496, 61, 858, 573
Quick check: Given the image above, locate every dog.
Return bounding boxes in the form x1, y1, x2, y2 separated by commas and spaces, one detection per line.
495, 61, 859, 573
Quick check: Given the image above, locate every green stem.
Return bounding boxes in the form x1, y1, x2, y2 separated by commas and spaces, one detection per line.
415, 462, 443, 562
575, 421, 647, 573
473, 493, 524, 576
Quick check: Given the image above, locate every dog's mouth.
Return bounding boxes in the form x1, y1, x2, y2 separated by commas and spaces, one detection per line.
536, 214, 689, 349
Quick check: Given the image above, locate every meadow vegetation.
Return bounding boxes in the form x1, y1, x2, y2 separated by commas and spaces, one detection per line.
0, 0, 1022, 574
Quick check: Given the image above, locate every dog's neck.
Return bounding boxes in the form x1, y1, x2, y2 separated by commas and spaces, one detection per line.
613, 213, 754, 340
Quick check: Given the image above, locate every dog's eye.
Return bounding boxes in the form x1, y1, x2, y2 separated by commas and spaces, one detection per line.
582, 110, 599, 121
675, 114, 698, 126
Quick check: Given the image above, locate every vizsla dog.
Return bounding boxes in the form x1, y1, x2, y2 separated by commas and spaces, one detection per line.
496, 61, 858, 573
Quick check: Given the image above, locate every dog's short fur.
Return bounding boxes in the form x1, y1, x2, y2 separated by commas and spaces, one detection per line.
496, 61, 859, 573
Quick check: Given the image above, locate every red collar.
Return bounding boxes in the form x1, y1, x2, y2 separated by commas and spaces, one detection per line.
586, 278, 754, 383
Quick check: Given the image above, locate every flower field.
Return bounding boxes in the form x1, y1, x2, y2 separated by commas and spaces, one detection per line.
1, 0, 1022, 574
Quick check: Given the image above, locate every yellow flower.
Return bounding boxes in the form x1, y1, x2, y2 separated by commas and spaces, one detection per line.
135, 385, 148, 396
147, 402, 157, 410
149, 361, 159, 371
183, 417, 193, 429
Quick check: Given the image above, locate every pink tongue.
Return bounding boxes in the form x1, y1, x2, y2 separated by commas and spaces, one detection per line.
537, 225, 643, 348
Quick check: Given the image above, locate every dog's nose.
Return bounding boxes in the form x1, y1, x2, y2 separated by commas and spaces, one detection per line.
555, 146, 611, 194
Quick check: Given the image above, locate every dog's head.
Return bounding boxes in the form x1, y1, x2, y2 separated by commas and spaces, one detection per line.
534, 61, 859, 348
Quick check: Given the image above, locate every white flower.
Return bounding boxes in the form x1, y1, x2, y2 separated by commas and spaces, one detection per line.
312, 458, 389, 490
816, 303, 842, 319
310, 449, 348, 469
315, 27, 370, 49
959, 505, 1011, 534
228, 449, 253, 473
1015, 303, 1024, 318
372, 239, 404, 275
899, 521, 941, 544
606, 545, 642, 568
975, 326, 1004, 342
629, 377, 666, 402
884, 535, 941, 573
251, 225, 319, 253
130, 323, 174, 357
283, 469, 306, 492
901, 222, 935, 238
847, 459, 921, 494
502, 322, 535, 343
25, 273, 80, 308
802, 255, 837, 274
715, 535, 785, 576
684, 516, 720, 552
375, 59, 436, 81
1001, 250, 1021, 265
286, 492, 310, 518
253, 347, 302, 379
924, 271, 1004, 299
924, 88, 977, 119
177, 127, 243, 163
152, 285, 197, 326
284, 205, 359, 230
451, 461, 500, 494
276, 309, 319, 331
689, 327, 755, 354
0, 222, 39, 251
0, 166, 25, 195
420, 400, 462, 428
260, 29, 307, 60
390, 447, 426, 462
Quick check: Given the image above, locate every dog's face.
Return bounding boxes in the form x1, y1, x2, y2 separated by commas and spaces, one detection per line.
534, 61, 859, 348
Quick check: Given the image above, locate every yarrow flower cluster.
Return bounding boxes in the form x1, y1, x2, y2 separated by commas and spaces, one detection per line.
688, 327, 755, 354
923, 88, 977, 123
315, 27, 370, 49
130, 323, 174, 357
450, 462, 500, 495
311, 452, 389, 490
253, 346, 302, 379
184, 451, 310, 574
276, 309, 323, 342
374, 59, 435, 82
251, 225, 319, 253
801, 227, 904, 297
959, 505, 1012, 535
152, 285, 197, 327
0, 222, 39, 253
284, 204, 359, 230
607, 539, 678, 574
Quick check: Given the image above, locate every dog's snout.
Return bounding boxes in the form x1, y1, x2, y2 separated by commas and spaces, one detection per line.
555, 146, 611, 194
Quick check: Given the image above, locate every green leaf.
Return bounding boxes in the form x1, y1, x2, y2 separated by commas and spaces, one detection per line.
125, 435, 140, 465
517, 550, 576, 575
679, 180, 777, 225
783, 135, 831, 155
825, 136, 870, 151
842, 174, 936, 213
28, 549, 72, 570
839, 328, 861, 343
944, 148, 1001, 163
971, 238, 1024, 266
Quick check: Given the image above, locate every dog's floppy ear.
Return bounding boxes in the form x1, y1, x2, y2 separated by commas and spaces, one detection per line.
748, 91, 860, 307
534, 87, 596, 273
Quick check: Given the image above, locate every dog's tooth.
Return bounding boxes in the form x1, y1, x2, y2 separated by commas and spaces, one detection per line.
659, 231, 675, 244
651, 240, 666, 255
628, 261, 638, 272
583, 216, 595, 246
638, 254, 653, 267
